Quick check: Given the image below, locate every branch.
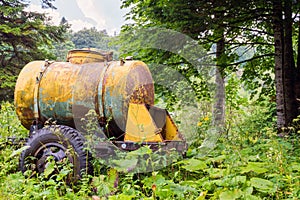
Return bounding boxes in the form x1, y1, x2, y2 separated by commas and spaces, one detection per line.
228, 42, 273, 46
224, 53, 274, 66
227, 26, 273, 36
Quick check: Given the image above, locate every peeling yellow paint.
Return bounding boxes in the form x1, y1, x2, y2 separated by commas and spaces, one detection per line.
14, 50, 182, 144
124, 103, 183, 142
125, 103, 163, 142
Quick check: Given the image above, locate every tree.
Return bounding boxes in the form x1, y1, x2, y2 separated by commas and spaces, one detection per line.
272, 0, 298, 129
0, 0, 68, 100
120, 0, 300, 131
239, 0, 300, 130
71, 27, 110, 50
70, 27, 119, 60
50, 17, 75, 61
39, 0, 56, 9
119, 0, 253, 130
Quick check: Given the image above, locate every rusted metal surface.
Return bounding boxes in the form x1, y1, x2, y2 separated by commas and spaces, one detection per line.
14, 49, 185, 145
67, 49, 113, 64
38, 62, 81, 126
103, 61, 154, 136
14, 56, 155, 140
72, 62, 107, 130
15, 61, 45, 129
148, 105, 184, 141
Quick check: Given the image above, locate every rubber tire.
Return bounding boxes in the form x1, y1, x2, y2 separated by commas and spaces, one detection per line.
19, 125, 93, 181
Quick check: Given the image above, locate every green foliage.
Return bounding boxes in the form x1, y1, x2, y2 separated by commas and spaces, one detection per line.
0, 68, 17, 100
1, 102, 299, 199
71, 28, 110, 50
0, 0, 69, 101
116, 26, 214, 111
0, 101, 27, 138
52, 38, 76, 62
70, 28, 119, 60
119, 0, 300, 129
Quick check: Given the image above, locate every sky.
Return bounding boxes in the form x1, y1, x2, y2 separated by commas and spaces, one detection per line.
27, 0, 131, 35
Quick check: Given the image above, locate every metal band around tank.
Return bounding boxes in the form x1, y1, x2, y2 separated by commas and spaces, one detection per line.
33, 60, 52, 119
97, 62, 111, 119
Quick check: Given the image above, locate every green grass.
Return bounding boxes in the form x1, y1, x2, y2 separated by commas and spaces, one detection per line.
0, 102, 299, 199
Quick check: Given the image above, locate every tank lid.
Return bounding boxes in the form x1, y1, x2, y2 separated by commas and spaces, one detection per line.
67, 48, 113, 64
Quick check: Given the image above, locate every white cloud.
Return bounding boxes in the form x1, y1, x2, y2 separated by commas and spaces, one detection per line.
25, 3, 99, 33
69, 19, 95, 32
75, 0, 106, 29
24, 4, 61, 25
25, 1, 129, 35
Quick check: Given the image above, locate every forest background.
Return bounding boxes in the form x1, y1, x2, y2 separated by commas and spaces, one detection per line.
0, 0, 300, 199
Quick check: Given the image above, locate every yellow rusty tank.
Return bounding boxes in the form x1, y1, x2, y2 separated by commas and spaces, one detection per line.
67, 49, 113, 64
14, 50, 154, 138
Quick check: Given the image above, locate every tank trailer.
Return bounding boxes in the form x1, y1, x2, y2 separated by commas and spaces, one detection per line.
15, 49, 186, 178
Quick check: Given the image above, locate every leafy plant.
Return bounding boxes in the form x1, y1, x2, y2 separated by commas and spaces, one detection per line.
1, 100, 300, 199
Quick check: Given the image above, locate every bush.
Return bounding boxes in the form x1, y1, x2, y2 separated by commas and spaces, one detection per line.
0, 102, 299, 199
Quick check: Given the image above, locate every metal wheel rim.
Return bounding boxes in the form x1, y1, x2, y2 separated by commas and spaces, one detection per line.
34, 142, 74, 173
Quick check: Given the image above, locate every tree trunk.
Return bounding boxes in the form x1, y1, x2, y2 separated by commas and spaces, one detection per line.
273, 0, 297, 131
212, 5, 226, 130
295, 9, 300, 116
273, 0, 286, 129
283, 0, 297, 123
213, 34, 226, 128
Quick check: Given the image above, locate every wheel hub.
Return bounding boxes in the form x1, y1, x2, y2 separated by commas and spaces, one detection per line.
34, 142, 71, 173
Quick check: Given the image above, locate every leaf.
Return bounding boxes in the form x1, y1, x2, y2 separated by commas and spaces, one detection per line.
169, 183, 197, 195
240, 162, 268, 174
142, 174, 168, 190
205, 168, 226, 178
112, 158, 138, 172
243, 186, 253, 195
196, 191, 207, 200
231, 175, 247, 185
247, 155, 261, 162
45, 179, 56, 186
207, 155, 226, 164
127, 146, 152, 157
10, 145, 30, 158
244, 194, 262, 200
288, 162, 300, 172
108, 168, 119, 189
182, 158, 207, 172
108, 194, 135, 200
250, 177, 276, 193
215, 175, 246, 187
56, 168, 71, 181
44, 161, 55, 178
219, 189, 242, 200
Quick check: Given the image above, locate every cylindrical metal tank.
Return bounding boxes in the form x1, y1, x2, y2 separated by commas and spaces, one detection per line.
14, 55, 154, 137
